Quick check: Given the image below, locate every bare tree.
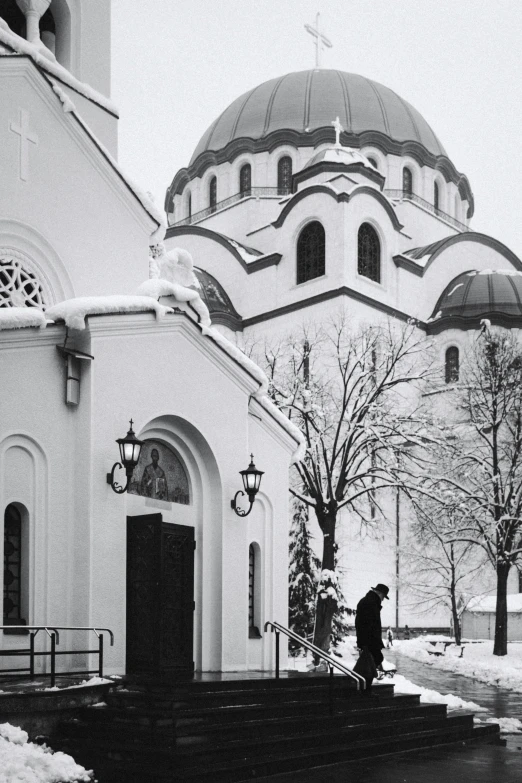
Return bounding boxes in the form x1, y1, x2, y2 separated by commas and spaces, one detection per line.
250, 314, 431, 655
402, 497, 488, 645
422, 328, 522, 656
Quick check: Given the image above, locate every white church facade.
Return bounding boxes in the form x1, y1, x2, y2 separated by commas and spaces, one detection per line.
0, 0, 303, 677
163, 69, 522, 626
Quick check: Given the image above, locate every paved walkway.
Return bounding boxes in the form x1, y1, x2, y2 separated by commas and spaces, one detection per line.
264, 648, 522, 783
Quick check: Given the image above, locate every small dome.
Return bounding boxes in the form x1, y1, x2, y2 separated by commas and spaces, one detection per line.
305, 146, 377, 171
194, 267, 241, 329
190, 69, 447, 165
430, 269, 522, 326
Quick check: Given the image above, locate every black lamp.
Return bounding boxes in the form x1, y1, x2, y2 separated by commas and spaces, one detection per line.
231, 454, 264, 517
106, 420, 144, 494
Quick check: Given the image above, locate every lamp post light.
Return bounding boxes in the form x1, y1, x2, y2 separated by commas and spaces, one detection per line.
231, 454, 264, 517
106, 420, 144, 494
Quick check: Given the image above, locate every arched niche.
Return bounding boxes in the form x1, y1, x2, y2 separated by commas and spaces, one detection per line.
129, 415, 223, 673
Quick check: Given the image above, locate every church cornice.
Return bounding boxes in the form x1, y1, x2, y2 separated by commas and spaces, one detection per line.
427, 311, 522, 335
292, 161, 385, 190
396, 233, 522, 277
241, 285, 425, 331
166, 225, 281, 274
165, 128, 474, 217
272, 185, 404, 231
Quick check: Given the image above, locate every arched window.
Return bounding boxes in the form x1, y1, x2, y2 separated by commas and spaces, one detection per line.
445, 347, 459, 383
248, 543, 261, 638
239, 164, 251, 197
434, 182, 440, 211
454, 194, 460, 221
358, 223, 381, 283
187, 192, 192, 220
3, 1, 26, 37
3, 504, 25, 626
296, 222, 325, 284
209, 176, 217, 213
277, 156, 292, 195
403, 167, 413, 195
367, 157, 378, 169
40, 7, 56, 53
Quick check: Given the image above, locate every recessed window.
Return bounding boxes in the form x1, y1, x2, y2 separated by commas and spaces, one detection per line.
209, 176, 217, 213
249, 544, 261, 638
434, 182, 440, 211
278, 156, 292, 195
187, 192, 192, 219
239, 164, 251, 197
3, 505, 25, 626
297, 222, 325, 284
403, 167, 413, 195
357, 223, 380, 283
445, 347, 459, 383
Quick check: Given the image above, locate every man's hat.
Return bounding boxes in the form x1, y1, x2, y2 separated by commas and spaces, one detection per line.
372, 583, 390, 599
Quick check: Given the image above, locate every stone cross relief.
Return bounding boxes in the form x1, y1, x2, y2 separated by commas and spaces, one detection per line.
9, 109, 39, 181
331, 116, 344, 147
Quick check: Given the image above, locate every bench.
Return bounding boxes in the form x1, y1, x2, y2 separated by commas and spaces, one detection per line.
427, 641, 466, 658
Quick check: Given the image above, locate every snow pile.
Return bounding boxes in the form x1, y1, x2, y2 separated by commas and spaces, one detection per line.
0, 307, 47, 330
0, 722, 93, 782
0, 21, 117, 116
227, 238, 262, 263
46, 296, 173, 330
136, 279, 211, 327
389, 673, 486, 712
475, 716, 522, 735
395, 638, 522, 692
41, 676, 112, 692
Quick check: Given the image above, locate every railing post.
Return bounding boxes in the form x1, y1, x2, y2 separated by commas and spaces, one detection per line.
29, 632, 35, 680
275, 631, 280, 679
50, 633, 56, 687
99, 634, 104, 678
329, 665, 334, 716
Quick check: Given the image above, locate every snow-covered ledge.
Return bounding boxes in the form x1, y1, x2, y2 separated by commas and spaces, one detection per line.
0, 307, 47, 330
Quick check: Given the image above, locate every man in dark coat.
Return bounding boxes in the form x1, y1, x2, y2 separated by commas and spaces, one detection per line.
355, 583, 389, 669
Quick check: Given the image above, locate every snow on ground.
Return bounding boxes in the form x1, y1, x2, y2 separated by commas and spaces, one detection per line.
394, 637, 522, 692
288, 636, 486, 712
40, 676, 112, 692
0, 723, 92, 782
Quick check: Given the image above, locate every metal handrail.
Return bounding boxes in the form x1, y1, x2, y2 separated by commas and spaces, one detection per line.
383, 189, 469, 232
264, 620, 366, 690
0, 625, 114, 686
170, 187, 290, 227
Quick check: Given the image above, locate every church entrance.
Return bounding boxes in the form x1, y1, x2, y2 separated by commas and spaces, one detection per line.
126, 514, 195, 678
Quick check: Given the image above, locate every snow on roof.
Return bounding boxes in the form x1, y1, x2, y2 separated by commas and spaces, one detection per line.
466, 594, 522, 613
45, 296, 173, 330
200, 324, 305, 463
70, 113, 166, 243
135, 279, 211, 327
0, 307, 47, 330
0, 20, 118, 116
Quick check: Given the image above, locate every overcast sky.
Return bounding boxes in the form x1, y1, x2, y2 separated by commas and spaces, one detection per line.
111, 0, 522, 258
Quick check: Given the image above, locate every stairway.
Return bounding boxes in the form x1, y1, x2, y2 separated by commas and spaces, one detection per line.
52, 674, 499, 782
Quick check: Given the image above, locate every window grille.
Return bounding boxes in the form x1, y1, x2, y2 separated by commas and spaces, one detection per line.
403, 167, 413, 195
3, 505, 23, 624
434, 182, 440, 211
0, 255, 45, 309
296, 222, 325, 284
357, 224, 380, 283
277, 156, 292, 194
239, 164, 251, 197
445, 346, 459, 383
209, 177, 217, 212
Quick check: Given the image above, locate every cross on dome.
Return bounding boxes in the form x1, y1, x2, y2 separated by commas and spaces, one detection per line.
304, 12, 332, 69
331, 116, 344, 147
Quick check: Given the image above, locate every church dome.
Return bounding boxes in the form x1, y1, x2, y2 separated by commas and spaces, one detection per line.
190, 69, 447, 166
430, 269, 522, 329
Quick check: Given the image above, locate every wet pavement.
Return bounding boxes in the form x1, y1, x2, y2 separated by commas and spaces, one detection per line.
263, 648, 522, 782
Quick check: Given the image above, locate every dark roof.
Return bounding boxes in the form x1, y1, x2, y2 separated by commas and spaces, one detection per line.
193, 267, 242, 330
403, 236, 453, 261
190, 69, 446, 165
430, 270, 522, 326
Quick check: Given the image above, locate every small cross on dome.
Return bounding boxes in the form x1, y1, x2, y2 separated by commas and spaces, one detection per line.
331, 116, 344, 148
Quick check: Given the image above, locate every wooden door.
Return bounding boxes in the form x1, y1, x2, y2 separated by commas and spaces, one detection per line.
126, 514, 194, 677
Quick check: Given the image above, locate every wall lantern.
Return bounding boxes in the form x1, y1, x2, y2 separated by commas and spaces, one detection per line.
106, 420, 144, 494
231, 454, 264, 517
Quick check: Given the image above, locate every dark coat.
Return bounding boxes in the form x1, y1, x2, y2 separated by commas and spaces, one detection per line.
355, 590, 384, 653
